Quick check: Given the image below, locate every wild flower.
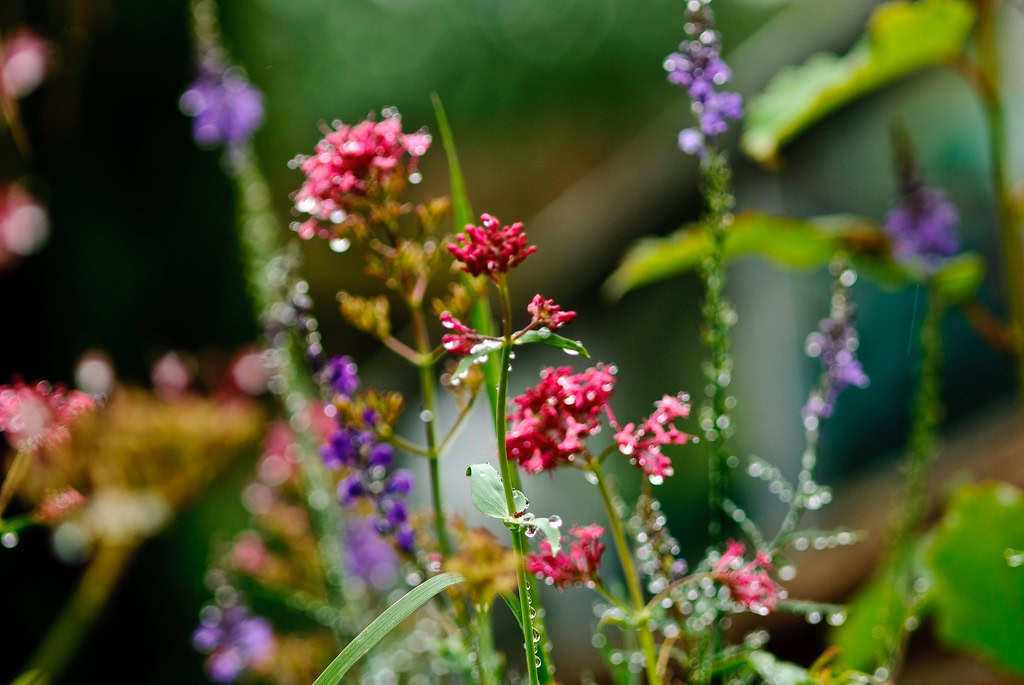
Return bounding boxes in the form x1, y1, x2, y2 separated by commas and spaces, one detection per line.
804, 282, 869, 420
613, 393, 693, 482
526, 524, 606, 588
447, 213, 537, 281
290, 111, 431, 240
664, 0, 742, 157
526, 295, 576, 331
193, 602, 276, 683
0, 380, 95, 451
180, 59, 264, 148
34, 486, 86, 524
439, 311, 486, 355
506, 365, 617, 472
710, 539, 781, 615
885, 181, 960, 270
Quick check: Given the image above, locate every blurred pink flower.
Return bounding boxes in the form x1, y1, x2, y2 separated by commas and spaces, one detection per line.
0, 185, 49, 266
527, 525, 606, 588
0, 381, 95, 451
1, 29, 48, 99
711, 539, 781, 615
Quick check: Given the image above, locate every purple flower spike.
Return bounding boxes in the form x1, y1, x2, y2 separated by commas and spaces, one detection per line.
885, 185, 960, 270
192, 601, 275, 683
180, 65, 263, 148
665, 0, 742, 157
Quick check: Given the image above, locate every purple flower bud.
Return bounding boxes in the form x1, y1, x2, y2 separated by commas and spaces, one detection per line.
386, 469, 414, 495
180, 66, 264, 148
322, 355, 359, 397
367, 443, 393, 468
383, 498, 408, 526
396, 523, 415, 551
338, 473, 366, 506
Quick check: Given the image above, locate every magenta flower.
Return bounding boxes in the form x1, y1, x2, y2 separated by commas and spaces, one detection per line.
613, 393, 693, 483
447, 213, 537, 281
439, 311, 487, 355
291, 112, 430, 240
527, 525, 606, 588
526, 295, 576, 331
710, 539, 781, 615
506, 366, 617, 472
0, 381, 95, 451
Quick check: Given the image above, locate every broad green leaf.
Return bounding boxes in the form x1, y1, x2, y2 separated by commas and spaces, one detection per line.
930, 252, 984, 302
604, 211, 984, 304
602, 212, 888, 299
516, 329, 589, 358
513, 488, 529, 515
742, 0, 975, 164
452, 339, 504, 381
312, 572, 464, 685
746, 651, 811, 685
467, 463, 511, 520
927, 482, 1024, 676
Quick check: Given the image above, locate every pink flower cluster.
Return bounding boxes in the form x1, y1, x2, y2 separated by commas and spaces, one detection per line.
448, 213, 536, 281
613, 393, 692, 482
526, 295, 575, 330
711, 539, 781, 615
506, 366, 616, 472
526, 524, 605, 588
291, 112, 432, 239
0, 381, 95, 451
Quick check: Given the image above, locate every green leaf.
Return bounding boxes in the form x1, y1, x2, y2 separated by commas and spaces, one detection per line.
927, 482, 1024, 676
515, 329, 589, 357
466, 463, 511, 520
602, 212, 887, 299
603, 211, 985, 304
742, 0, 975, 164
452, 339, 504, 381
746, 650, 811, 685
312, 572, 464, 685
930, 253, 984, 303
524, 516, 563, 555
513, 489, 529, 515
431, 92, 501, 420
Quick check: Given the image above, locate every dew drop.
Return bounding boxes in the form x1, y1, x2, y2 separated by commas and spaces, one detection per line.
409, 171, 423, 184
1, 532, 18, 548
329, 238, 351, 253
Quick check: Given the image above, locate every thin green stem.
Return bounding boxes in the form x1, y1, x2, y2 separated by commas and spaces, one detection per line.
409, 303, 451, 558
0, 449, 31, 518
474, 602, 501, 685
495, 279, 541, 685
975, 0, 1024, 418
14, 543, 135, 685
590, 460, 663, 685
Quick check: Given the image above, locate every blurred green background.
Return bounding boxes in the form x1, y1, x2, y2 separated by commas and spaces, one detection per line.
0, 0, 1020, 682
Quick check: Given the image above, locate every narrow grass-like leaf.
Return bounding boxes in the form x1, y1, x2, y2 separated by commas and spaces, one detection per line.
746, 651, 810, 685
312, 572, 464, 685
741, 0, 975, 164
516, 330, 589, 357
431, 92, 501, 418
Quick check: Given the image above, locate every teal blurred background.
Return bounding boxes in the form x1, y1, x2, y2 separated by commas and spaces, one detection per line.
0, 0, 1021, 681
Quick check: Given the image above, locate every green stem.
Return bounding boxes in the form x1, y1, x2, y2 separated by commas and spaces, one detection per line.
590, 460, 663, 685
410, 303, 451, 557
475, 601, 501, 685
975, 0, 1024, 419
14, 543, 135, 685
0, 449, 31, 518
699, 149, 736, 545
884, 287, 945, 676
495, 279, 541, 685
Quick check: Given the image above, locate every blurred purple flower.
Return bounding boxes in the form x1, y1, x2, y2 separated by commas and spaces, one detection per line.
346, 519, 399, 589
322, 355, 359, 397
193, 604, 275, 683
803, 283, 869, 420
180, 65, 263, 148
885, 184, 960, 270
